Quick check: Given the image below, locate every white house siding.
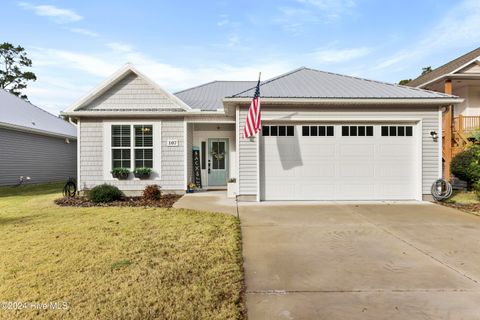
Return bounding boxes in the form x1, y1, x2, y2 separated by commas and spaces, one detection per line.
83, 72, 183, 111
0, 127, 76, 186
238, 108, 258, 195
186, 122, 193, 184
79, 118, 186, 192
79, 120, 103, 189
237, 105, 441, 197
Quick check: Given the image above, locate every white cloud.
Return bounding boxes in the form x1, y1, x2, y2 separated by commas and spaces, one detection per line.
69, 28, 99, 37
217, 14, 230, 27
310, 46, 372, 63
24, 44, 294, 114
297, 0, 356, 12
18, 2, 83, 23
107, 42, 134, 53
375, 0, 480, 70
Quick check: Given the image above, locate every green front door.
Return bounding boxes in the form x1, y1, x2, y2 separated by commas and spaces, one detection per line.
208, 138, 229, 187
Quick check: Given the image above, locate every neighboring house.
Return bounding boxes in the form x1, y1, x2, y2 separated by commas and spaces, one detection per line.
62, 64, 461, 201
0, 89, 77, 186
408, 47, 480, 118
407, 47, 480, 179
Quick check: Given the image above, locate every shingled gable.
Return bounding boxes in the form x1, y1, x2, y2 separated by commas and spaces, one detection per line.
407, 47, 480, 88
65, 64, 191, 113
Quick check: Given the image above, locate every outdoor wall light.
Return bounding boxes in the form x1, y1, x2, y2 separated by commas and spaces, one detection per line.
430, 131, 438, 141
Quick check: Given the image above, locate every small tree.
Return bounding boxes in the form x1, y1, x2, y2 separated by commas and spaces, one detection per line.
0, 42, 37, 100
398, 79, 412, 85
421, 66, 432, 76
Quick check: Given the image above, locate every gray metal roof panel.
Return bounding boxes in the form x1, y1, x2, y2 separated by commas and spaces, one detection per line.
231, 67, 456, 99
0, 89, 77, 138
175, 81, 256, 110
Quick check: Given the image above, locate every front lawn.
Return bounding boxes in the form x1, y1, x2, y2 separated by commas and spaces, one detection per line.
0, 183, 244, 319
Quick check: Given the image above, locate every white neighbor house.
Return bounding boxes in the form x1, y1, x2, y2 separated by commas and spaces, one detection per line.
62, 64, 462, 201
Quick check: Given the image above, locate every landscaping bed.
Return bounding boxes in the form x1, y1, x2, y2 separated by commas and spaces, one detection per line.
437, 190, 480, 216
55, 194, 181, 208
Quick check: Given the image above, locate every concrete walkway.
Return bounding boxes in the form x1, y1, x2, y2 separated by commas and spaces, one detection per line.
173, 190, 237, 216
240, 202, 480, 319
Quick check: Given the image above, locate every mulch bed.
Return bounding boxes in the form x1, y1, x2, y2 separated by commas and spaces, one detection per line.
436, 201, 480, 216
55, 194, 182, 208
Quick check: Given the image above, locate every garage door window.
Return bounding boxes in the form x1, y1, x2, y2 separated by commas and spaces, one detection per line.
381, 126, 413, 137
302, 125, 334, 136
342, 125, 373, 137
262, 125, 294, 136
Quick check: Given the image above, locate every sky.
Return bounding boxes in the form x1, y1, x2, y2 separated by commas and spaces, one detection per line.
1, 0, 480, 115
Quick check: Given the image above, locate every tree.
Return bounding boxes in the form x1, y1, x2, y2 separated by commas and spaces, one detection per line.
421, 66, 432, 76
398, 79, 412, 85
0, 42, 37, 100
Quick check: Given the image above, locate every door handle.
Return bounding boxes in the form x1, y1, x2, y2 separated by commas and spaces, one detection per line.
208, 160, 211, 174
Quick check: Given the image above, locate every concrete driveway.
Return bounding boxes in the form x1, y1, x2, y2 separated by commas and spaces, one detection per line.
239, 202, 480, 319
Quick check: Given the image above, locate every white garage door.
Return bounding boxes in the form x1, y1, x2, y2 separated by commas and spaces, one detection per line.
260, 123, 419, 201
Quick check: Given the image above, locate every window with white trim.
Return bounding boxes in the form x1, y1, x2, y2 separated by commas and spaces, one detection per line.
111, 124, 154, 170
112, 125, 131, 168
381, 126, 413, 137
134, 125, 153, 168
341, 125, 374, 137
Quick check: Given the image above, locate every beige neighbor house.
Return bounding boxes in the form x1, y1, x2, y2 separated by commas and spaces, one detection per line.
407, 47, 480, 179
62, 64, 462, 201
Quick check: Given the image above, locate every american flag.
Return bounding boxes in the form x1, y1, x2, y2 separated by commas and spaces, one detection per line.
242, 76, 261, 139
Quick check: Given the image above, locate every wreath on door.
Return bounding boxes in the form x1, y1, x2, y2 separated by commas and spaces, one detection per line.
211, 150, 225, 160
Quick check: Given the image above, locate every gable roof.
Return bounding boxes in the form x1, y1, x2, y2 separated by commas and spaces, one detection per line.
65, 64, 191, 112
0, 89, 76, 138
175, 80, 256, 110
231, 67, 455, 99
407, 47, 480, 88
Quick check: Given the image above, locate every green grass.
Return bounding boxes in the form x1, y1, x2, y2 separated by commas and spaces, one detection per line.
0, 183, 244, 319
447, 190, 479, 204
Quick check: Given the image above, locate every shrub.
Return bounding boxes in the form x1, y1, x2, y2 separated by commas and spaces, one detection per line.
111, 168, 130, 175
143, 184, 161, 201
475, 182, 480, 200
88, 184, 124, 203
451, 145, 480, 188
134, 167, 153, 175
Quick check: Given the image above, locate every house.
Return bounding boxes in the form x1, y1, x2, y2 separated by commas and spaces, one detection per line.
407, 47, 480, 179
0, 89, 77, 186
62, 64, 461, 201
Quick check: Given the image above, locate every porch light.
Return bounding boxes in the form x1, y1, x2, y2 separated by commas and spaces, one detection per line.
430, 131, 438, 141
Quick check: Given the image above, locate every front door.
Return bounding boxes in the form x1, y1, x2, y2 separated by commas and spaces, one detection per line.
208, 138, 228, 186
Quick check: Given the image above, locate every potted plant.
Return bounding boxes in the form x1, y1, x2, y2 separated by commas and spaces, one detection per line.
134, 167, 153, 179
227, 178, 236, 198
111, 168, 130, 180
187, 182, 197, 193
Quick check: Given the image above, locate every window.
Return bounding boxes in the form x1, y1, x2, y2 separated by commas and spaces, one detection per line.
112, 125, 131, 168
302, 125, 334, 136
134, 125, 153, 168
262, 125, 295, 136
381, 126, 413, 137
211, 141, 225, 170
262, 126, 270, 136
342, 125, 373, 137
111, 124, 154, 170
201, 141, 206, 169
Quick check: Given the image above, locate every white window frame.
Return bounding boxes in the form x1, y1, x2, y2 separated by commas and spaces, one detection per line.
103, 121, 162, 181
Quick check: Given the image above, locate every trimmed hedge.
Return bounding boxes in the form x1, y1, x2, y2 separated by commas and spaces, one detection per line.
88, 184, 124, 203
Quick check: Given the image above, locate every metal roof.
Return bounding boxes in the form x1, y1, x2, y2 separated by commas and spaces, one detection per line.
407, 47, 480, 87
231, 67, 456, 99
0, 89, 77, 138
175, 80, 256, 110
